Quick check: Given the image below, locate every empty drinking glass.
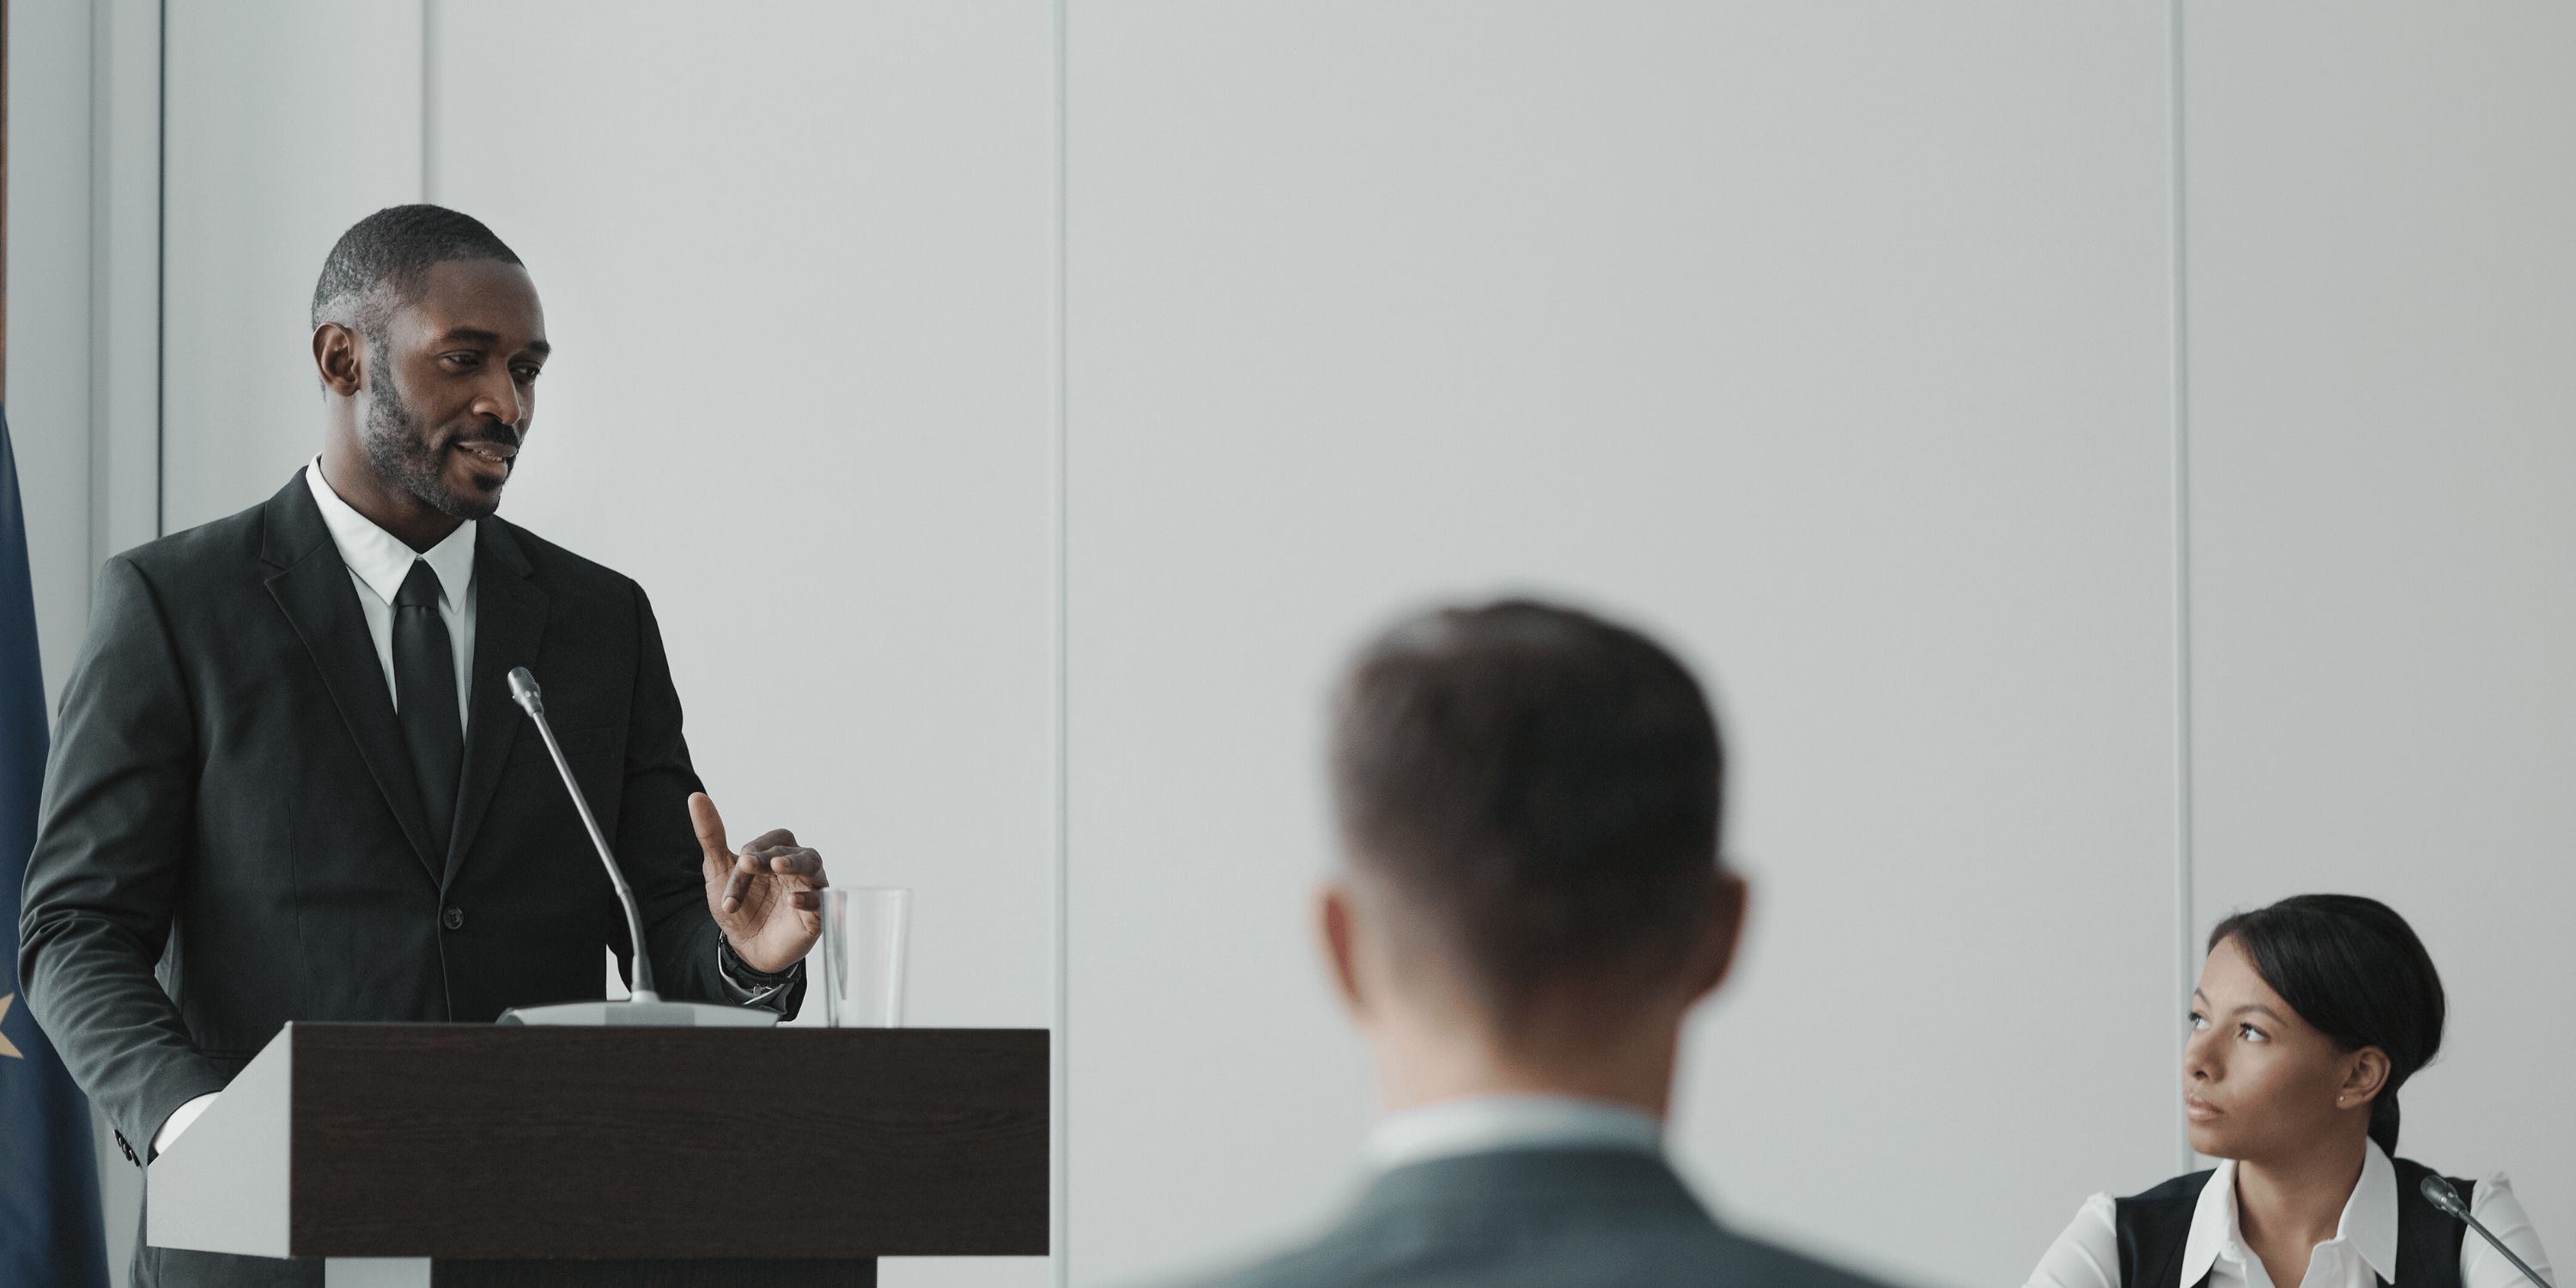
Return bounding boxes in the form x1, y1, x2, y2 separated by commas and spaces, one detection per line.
816, 887, 910, 1028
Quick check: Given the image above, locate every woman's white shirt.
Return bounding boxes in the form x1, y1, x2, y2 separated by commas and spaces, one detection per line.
2025, 1143, 2552, 1288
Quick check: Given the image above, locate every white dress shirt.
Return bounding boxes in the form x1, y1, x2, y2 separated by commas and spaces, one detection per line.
1364, 1094, 1664, 1173
304, 457, 477, 730
2026, 1142, 2553, 1288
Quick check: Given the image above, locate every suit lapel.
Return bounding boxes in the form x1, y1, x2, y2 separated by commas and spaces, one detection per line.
260, 471, 442, 884
444, 519, 546, 889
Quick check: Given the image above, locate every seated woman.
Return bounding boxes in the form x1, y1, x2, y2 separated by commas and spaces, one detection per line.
2026, 894, 2551, 1288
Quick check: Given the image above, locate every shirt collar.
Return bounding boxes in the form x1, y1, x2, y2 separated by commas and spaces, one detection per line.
1363, 1093, 1662, 1174
306, 457, 477, 610
2180, 1142, 2399, 1287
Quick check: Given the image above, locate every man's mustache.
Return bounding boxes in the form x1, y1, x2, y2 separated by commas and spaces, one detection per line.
447, 426, 524, 453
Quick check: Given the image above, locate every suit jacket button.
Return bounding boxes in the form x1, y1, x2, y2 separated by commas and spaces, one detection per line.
442, 907, 465, 931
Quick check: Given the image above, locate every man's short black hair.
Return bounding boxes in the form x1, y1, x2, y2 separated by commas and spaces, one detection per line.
1333, 598, 1724, 1018
310, 204, 522, 337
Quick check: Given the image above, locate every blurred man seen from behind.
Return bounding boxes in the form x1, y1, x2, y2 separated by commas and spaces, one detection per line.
1200, 598, 1902, 1288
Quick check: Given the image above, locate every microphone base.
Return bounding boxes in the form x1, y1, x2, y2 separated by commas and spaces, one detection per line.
495, 998, 779, 1028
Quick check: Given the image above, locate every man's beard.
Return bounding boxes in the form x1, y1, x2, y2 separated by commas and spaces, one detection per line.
360, 361, 510, 521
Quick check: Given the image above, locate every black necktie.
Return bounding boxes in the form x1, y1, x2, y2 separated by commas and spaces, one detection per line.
394, 560, 463, 857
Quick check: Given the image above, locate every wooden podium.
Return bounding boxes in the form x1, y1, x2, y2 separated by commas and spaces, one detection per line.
147, 1023, 1049, 1286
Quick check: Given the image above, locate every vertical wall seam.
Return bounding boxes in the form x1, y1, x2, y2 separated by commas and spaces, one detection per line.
79, 2, 93, 624
1050, 0, 1072, 1284
420, 0, 434, 204
2166, 0, 2197, 1177
150, 0, 163, 538
88, 0, 158, 558
86, 0, 106, 574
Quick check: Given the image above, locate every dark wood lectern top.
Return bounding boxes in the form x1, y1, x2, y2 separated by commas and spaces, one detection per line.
149, 1024, 1048, 1263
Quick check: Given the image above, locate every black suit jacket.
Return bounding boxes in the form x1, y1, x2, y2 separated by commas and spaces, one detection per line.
1200, 1148, 1905, 1288
17, 467, 796, 1170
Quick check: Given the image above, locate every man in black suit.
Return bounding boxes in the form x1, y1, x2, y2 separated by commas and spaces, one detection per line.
1200, 600, 1903, 1288
16, 205, 828, 1286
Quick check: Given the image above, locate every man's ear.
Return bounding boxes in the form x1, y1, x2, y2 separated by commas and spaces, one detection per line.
1682, 872, 1749, 1005
1317, 878, 1370, 1024
313, 323, 365, 397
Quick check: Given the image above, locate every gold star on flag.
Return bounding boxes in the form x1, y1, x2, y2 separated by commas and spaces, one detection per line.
0, 993, 21, 1059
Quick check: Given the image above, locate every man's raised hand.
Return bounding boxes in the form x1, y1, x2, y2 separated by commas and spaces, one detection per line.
690, 791, 827, 975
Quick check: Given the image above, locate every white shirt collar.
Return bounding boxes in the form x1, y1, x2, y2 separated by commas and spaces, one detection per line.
1363, 1093, 1663, 1174
305, 457, 476, 610
2183, 1141, 2400, 1288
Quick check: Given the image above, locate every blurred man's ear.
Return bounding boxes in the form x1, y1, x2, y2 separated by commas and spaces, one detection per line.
1317, 878, 1370, 1023
1683, 873, 1750, 1005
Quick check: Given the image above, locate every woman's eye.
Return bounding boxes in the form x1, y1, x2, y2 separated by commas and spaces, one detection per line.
513, 367, 541, 383
2188, 1012, 2208, 1030
2238, 1024, 2267, 1042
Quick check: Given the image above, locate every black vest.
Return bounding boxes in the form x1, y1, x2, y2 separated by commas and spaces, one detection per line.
2115, 1158, 2472, 1288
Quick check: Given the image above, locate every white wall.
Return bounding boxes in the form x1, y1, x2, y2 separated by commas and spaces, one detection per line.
159, 0, 424, 532
4, 0, 106, 712
1063, 5, 2182, 1285
5, 0, 162, 710
2182, 0, 2576, 1253
13, 3, 2570, 1288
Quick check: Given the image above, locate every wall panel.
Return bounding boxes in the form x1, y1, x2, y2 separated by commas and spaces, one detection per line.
161, 0, 423, 533
3, 0, 110, 712
2184, 0, 2576, 1253
1064, 5, 2183, 1285
431, 5, 1060, 1285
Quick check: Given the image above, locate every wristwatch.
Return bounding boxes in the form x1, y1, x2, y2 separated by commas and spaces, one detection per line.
717, 937, 803, 1009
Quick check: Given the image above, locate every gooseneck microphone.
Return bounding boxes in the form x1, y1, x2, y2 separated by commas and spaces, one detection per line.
495, 667, 773, 1028
508, 666, 658, 1001
2422, 1175, 2555, 1288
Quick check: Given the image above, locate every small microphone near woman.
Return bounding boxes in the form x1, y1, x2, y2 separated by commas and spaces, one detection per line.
2425, 1174, 2557, 1288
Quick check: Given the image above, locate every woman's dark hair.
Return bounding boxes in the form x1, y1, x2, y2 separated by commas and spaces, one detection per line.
2207, 894, 2444, 1156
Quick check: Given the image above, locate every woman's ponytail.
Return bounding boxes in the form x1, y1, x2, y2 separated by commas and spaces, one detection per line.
2370, 1093, 2402, 1157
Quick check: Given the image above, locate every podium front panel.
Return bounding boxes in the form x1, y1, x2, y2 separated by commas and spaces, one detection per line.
282, 1024, 1047, 1261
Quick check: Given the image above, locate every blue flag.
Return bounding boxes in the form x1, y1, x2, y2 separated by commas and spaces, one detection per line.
0, 408, 111, 1286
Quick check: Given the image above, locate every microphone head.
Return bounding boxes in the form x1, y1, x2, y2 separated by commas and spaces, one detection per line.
507, 666, 544, 715
2421, 1174, 2470, 1218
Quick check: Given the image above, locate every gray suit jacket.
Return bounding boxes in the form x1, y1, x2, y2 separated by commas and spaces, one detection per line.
1201, 1148, 1901, 1288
